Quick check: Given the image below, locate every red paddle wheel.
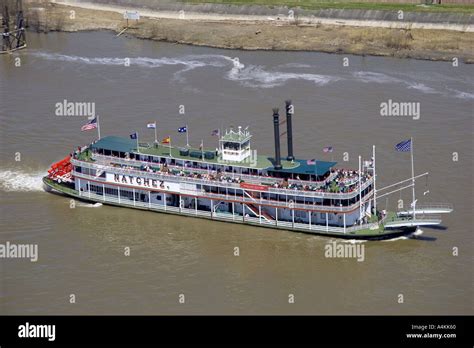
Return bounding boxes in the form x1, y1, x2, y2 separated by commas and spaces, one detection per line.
47, 155, 73, 183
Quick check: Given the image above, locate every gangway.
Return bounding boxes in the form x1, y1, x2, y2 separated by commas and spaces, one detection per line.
397, 203, 453, 217
384, 216, 442, 229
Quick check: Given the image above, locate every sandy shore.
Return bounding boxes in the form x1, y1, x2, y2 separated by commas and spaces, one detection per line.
25, 1, 474, 63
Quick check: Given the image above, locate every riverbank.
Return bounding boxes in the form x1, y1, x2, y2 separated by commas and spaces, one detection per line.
24, 1, 474, 63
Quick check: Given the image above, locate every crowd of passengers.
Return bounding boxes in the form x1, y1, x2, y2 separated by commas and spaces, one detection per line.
274, 169, 371, 193
111, 161, 371, 194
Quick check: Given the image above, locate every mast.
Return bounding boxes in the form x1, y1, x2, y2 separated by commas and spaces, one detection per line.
373, 145, 377, 215
186, 123, 189, 147
410, 137, 416, 219
135, 131, 139, 153
97, 115, 101, 140
359, 155, 362, 223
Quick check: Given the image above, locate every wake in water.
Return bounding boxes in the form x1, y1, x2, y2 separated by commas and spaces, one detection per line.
411, 228, 424, 237
380, 228, 424, 242
445, 88, 474, 100
381, 235, 409, 242
353, 71, 474, 100
77, 202, 103, 208
341, 239, 366, 244
0, 169, 46, 192
352, 71, 402, 84
226, 64, 340, 88
31, 51, 339, 88
30, 51, 473, 96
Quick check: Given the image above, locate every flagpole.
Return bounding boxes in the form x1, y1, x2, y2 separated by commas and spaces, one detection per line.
186, 124, 189, 147
97, 115, 101, 139
373, 145, 377, 216
359, 155, 362, 224
315, 161, 318, 182
136, 132, 140, 153
201, 139, 204, 161
410, 137, 416, 219
154, 122, 157, 143
169, 136, 172, 156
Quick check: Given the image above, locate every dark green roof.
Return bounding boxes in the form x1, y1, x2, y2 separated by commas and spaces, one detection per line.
138, 142, 298, 170
90, 136, 137, 153
89, 136, 336, 175
270, 159, 337, 176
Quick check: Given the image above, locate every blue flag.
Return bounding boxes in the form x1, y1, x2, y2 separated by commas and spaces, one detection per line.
178, 126, 187, 133
130, 132, 137, 140
395, 139, 411, 152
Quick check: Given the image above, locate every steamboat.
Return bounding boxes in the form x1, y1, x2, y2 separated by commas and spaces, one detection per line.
43, 101, 452, 240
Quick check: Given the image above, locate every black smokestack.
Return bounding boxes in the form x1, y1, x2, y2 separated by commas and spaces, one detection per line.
285, 99, 294, 161
273, 107, 282, 170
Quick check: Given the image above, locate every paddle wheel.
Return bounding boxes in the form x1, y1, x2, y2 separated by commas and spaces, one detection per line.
47, 155, 73, 183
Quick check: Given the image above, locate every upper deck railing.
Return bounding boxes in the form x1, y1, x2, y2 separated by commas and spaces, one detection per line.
89, 154, 373, 197
72, 167, 373, 213
90, 153, 335, 187
71, 157, 373, 200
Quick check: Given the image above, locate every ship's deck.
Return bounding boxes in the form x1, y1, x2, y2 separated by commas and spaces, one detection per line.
89, 135, 337, 175
139, 143, 298, 170
77, 139, 372, 197
43, 177, 410, 240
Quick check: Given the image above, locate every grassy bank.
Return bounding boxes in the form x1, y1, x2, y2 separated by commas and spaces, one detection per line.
181, 0, 474, 14
24, 2, 474, 63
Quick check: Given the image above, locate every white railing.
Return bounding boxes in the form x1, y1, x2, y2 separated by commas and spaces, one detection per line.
345, 222, 379, 232
385, 215, 442, 224
267, 178, 373, 199
91, 152, 333, 187
78, 190, 381, 235
74, 167, 373, 214
73, 157, 373, 200
415, 203, 454, 210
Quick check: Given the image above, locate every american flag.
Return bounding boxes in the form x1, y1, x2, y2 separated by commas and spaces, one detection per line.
211, 129, 220, 137
81, 117, 97, 131
323, 146, 333, 153
307, 159, 316, 165
395, 139, 411, 152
